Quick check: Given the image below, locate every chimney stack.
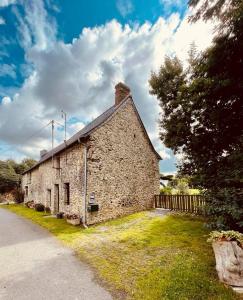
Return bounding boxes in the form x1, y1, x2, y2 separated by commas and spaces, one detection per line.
40, 149, 47, 158
115, 82, 130, 106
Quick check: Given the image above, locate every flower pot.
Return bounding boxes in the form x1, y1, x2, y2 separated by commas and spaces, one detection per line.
212, 241, 243, 287
56, 212, 64, 219
67, 218, 80, 226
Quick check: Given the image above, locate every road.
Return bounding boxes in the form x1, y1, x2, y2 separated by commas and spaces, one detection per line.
0, 208, 112, 300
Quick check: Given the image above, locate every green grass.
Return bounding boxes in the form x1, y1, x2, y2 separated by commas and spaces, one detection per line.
1, 204, 240, 300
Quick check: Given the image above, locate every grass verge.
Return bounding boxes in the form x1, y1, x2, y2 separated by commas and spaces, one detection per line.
1, 204, 240, 300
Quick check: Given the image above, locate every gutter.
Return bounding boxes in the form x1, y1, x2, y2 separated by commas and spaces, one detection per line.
78, 138, 88, 228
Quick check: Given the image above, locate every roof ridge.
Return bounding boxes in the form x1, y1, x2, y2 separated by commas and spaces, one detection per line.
23, 95, 132, 174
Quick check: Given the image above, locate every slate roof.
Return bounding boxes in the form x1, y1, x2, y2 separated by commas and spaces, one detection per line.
23, 95, 161, 174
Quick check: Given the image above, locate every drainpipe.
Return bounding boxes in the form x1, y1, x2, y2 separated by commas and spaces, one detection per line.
78, 138, 88, 228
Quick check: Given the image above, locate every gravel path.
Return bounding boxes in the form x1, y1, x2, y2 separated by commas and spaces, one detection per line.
0, 208, 112, 300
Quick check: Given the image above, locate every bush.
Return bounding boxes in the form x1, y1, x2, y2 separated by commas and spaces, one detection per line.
35, 203, 45, 212
56, 212, 64, 219
25, 200, 34, 208
205, 188, 243, 231
208, 230, 243, 248
13, 189, 25, 203
45, 207, 51, 213
160, 186, 173, 195
66, 213, 79, 220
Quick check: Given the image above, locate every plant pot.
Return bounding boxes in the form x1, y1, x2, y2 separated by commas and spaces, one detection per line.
56, 212, 64, 219
67, 218, 80, 226
212, 241, 243, 287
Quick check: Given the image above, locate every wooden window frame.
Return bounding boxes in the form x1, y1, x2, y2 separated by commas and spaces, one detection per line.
25, 186, 28, 197
64, 183, 70, 205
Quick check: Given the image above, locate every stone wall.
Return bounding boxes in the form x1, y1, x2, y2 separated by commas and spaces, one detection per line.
22, 143, 85, 215
86, 98, 160, 225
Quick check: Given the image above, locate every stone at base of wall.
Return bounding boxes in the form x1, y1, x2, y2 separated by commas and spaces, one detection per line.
231, 287, 243, 294
67, 218, 80, 226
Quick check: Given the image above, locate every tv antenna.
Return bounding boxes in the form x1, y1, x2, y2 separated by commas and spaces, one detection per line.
61, 110, 67, 142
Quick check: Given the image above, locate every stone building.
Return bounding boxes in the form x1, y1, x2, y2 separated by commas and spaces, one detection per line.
22, 83, 161, 225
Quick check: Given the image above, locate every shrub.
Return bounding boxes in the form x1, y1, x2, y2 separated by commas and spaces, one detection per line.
13, 189, 25, 203
66, 213, 79, 220
35, 203, 45, 212
56, 212, 64, 219
45, 207, 51, 213
25, 200, 34, 208
160, 186, 173, 195
205, 188, 243, 231
208, 230, 243, 248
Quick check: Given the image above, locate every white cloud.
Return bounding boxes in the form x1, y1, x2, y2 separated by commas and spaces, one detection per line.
116, 0, 134, 17
0, 64, 16, 78
69, 122, 85, 133
1, 96, 11, 105
160, 0, 183, 8
0, 17, 5, 25
0, 10, 215, 162
0, 0, 15, 7
159, 0, 186, 14
13, 0, 56, 52
159, 149, 171, 160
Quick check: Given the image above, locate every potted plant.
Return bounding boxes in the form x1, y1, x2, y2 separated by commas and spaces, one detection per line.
56, 212, 64, 219
208, 231, 243, 290
66, 214, 80, 226
25, 200, 35, 209
35, 203, 45, 212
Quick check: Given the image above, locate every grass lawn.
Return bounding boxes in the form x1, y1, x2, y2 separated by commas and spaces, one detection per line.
1, 204, 240, 300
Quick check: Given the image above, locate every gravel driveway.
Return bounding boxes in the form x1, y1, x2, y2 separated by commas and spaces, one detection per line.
0, 208, 112, 300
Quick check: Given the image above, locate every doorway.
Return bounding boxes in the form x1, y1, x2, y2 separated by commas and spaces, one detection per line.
47, 189, 51, 209
54, 184, 59, 213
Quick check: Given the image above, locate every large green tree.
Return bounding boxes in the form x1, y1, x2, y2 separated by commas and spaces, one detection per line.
150, 0, 243, 230
0, 158, 36, 194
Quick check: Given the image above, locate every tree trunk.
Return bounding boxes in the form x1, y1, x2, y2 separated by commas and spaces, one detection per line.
213, 241, 243, 287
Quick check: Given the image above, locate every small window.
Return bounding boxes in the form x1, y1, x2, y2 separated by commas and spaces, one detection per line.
25, 186, 28, 197
28, 172, 32, 184
55, 157, 60, 169
64, 183, 70, 205
47, 189, 51, 207
55, 157, 61, 177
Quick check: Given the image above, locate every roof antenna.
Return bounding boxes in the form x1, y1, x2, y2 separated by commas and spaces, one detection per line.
61, 110, 67, 142
51, 120, 54, 167
61, 110, 67, 164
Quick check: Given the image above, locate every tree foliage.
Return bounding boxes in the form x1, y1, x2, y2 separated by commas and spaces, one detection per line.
0, 158, 36, 193
150, 0, 243, 230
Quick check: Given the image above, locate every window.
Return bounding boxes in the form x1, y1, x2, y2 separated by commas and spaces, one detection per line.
54, 184, 59, 212
25, 186, 28, 197
28, 172, 32, 184
47, 189, 51, 207
55, 157, 61, 177
54, 156, 61, 169
64, 183, 70, 205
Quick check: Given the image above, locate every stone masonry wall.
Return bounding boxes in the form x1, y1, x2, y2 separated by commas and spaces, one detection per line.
22, 143, 85, 215
86, 98, 160, 225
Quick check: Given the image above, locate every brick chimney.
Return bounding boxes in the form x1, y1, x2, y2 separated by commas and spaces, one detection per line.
40, 149, 47, 158
115, 82, 131, 106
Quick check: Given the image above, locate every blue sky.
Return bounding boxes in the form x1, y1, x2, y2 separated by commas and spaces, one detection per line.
0, 0, 214, 174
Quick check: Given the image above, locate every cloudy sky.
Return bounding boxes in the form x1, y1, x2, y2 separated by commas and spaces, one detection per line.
0, 0, 215, 174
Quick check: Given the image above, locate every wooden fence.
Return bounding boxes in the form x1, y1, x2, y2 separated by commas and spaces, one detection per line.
154, 194, 205, 214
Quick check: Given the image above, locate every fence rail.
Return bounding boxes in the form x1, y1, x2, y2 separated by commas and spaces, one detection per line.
154, 194, 205, 214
